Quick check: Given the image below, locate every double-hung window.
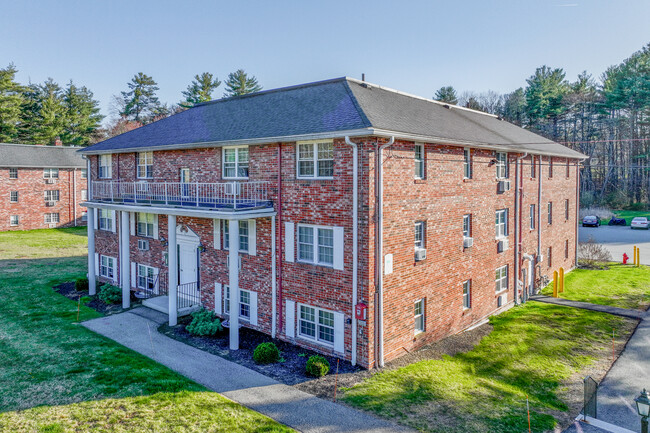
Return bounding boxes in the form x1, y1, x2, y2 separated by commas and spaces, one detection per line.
529, 204, 536, 230
10, 191, 18, 203
565, 239, 569, 259
43, 168, 59, 179
548, 247, 553, 268
463, 280, 471, 309
566, 160, 570, 178
137, 264, 156, 291
415, 221, 425, 249
548, 158, 553, 178
10, 215, 19, 226
414, 143, 425, 179
137, 212, 155, 238
44, 213, 59, 224
495, 265, 508, 292
9, 168, 17, 179
299, 304, 335, 345
81, 168, 87, 179
414, 299, 425, 334
496, 152, 508, 179
297, 141, 334, 179
98, 154, 112, 179
44, 190, 59, 202
531, 156, 536, 178
81, 189, 88, 201
137, 152, 153, 179
298, 225, 334, 266
495, 209, 508, 238
224, 285, 250, 320
565, 199, 569, 220
548, 202, 553, 225
100, 255, 115, 280
463, 214, 471, 239
463, 148, 472, 179
223, 146, 249, 178
223, 220, 250, 252
98, 209, 113, 231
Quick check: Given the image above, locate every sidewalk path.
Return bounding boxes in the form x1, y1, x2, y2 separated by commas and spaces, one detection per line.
529, 295, 645, 320
83, 308, 414, 433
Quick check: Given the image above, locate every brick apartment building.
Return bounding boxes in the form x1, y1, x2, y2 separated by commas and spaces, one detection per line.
1, 143, 87, 231
80, 77, 584, 368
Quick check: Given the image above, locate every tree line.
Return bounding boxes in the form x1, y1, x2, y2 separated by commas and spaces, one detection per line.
435, 43, 650, 209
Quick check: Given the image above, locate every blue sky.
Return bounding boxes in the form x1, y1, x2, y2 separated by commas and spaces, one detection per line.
2, 0, 649, 122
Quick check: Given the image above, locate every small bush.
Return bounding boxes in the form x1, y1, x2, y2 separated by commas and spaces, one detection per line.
578, 236, 613, 268
306, 355, 330, 377
186, 308, 223, 336
75, 278, 89, 292
98, 283, 122, 304
80, 296, 92, 304
253, 342, 280, 364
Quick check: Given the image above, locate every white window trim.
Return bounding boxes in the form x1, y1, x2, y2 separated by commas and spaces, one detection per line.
565, 199, 569, 220
414, 143, 425, 179
80, 168, 87, 179
496, 152, 508, 179
44, 213, 60, 224
495, 265, 508, 293
9, 168, 18, 179
100, 255, 116, 280
136, 152, 153, 179
136, 212, 155, 238
463, 280, 471, 309
99, 209, 114, 232
44, 190, 60, 202
296, 140, 334, 180
43, 168, 59, 179
462, 214, 471, 238
297, 223, 335, 267
222, 145, 249, 179
10, 215, 19, 226
81, 189, 88, 201
98, 154, 112, 179
222, 219, 255, 254
10, 191, 18, 203
415, 221, 425, 249
529, 204, 535, 230
297, 303, 336, 347
548, 202, 553, 225
495, 209, 508, 239
414, 298, 425, 334
137, 264, 156, 290
223, 285, 251, 321
463, 148, 472, 179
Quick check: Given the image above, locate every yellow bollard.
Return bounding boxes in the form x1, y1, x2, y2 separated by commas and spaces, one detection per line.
559, 267, 565, 293
553, 270, 558, 297
634, 246, 638, 266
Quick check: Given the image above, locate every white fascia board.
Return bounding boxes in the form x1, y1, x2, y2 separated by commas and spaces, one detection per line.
82, 202, 276, 220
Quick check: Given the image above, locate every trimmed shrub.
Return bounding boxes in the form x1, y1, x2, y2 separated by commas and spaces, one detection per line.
186, 308, 223, 336
75, 277, 89, 292
253, 342, 280, 364
98, 283, 122, 304
306, 355, 330, 377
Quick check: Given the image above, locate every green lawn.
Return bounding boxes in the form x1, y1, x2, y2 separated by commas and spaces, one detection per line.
614, 210, 650, 226
541, 264, 650, 310
342, 302, 635, 433
0, 228, 292, 432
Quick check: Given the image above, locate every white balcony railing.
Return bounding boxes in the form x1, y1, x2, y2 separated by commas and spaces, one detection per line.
91, 180, 271, 211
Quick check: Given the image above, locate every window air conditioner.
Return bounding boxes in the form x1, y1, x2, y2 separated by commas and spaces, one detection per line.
497, 238, 509, 253
138, 239, 150, 251
48, 223, 56, 228
415, 248, 427, 261
463, 237, 474, 248
497, 180, 510, 193
45, 201, 55, 207
497, 293, 507, 307
45, 178, 55, 184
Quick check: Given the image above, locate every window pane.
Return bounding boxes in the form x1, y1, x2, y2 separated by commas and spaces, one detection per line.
224, 148, 236, 162
317, 228, 334, 265
299, 160, 314, 176
299, 144, 314, 160
298, 226, 314, 261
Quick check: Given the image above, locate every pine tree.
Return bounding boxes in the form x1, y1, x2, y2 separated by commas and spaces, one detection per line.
525, 66, 569, 138
62, 81, 103, 146
223, 69, 262, 97
181, 72, 221, 107
120, 73, 161, 123
434, 86, 458, 104
0, 64, 25, 143
19, 79, 66, 145
501, 88, 527, 125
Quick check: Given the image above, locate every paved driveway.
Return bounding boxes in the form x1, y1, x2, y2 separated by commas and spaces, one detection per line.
579, 225, 650, 265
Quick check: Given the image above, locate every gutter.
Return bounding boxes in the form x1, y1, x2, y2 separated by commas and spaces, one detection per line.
344, 136, 360, 366
514, 153, 527, 304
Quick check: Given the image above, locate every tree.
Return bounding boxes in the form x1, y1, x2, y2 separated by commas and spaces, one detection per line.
181, 72, 221, 107
223, 69, 262, 97
19, 78, 67, 145
434, 86, 458, 104
120, 73, 161, 123
501, 88, 527, 125
0, 63, 25, 142
525, 66, 569, 138
62, 81, 103, 146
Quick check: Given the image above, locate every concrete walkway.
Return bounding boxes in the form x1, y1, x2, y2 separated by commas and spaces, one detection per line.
83, 308, 413, 433
530, 295, 645, 320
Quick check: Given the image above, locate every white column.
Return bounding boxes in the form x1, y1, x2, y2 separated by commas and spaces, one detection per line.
120, 210, 131, 309
87, 207, 96, 295
228, 218, 240, 350
168, 215, 178, 326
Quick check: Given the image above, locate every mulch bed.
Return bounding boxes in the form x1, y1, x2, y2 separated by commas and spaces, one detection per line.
53, 282, 140, 316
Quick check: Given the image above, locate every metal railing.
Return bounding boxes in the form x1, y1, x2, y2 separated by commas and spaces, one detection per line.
178, 281, 201, 310
91, 180, 271, 211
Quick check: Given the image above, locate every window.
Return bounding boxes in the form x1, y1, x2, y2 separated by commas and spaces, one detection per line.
223, 146, 249, 178
463, 148, 472, 179
565, 239, 569, 259
100, 255, 115, 280
297, 141, 334, 179
415, 143, 425, 179
9, 168, 17, 179
44, 190, 60, 201
299, 304, 335, 345
98, 154, 112, 179
415, 221, 426, 249
496, 152, 508, 179
531, 156, 536, 178
223, 220, 250, 252
98, 209, 113, 231
495, 209, 508, 238
137, 152, 153, 179
297, 224, 334, 266
239, 290, 251, 320
81, 211, 87, 222
529, 204, 536, 230
10, 215, 18, 226
565, 199, 569, 220
414, 299, 425, 333
81, 189, 88, 201
44, 213, 60, 224
43, 168, 59, 179
463, 280, 471, 309
10, 191, 18, 203
136, 212, 155, 238
463, 214, 471, 238
548, 202, 553, 225
80, 168, 87, 179
548, 158, 553, 178
180, 168, 190, 183
495, 265, 508, 292
548, 247, 552, 268
566, 160, 570, 178
137, 264, 156, 291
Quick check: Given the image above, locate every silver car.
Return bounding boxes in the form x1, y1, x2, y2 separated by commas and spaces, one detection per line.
631, 217, 649, 229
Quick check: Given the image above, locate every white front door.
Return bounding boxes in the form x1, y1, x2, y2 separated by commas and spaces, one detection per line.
178, 241, 197, 284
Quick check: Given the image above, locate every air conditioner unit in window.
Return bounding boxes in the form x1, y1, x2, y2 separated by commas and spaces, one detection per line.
497, 180, 510, 193
415, 248, 427, 261
48, 223, 56, 228
538, 254, 544, 263
45, 201, 55, 207
463, 237, 474, 249
138, 239, 149, 251
45, 178, 55, 184
497, 293, 507, 307
497, 238, 509, 253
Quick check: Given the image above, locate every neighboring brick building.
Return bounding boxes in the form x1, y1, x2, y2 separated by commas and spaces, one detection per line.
0, 143, 87, 231
80, 77, 584, 369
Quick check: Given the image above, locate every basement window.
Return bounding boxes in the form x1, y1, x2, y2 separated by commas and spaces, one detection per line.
414, 299, 425, 334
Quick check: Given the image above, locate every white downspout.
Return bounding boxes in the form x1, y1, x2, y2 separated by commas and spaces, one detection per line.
537, 156, 543, 293
514, 153, 527, 304
344, 136, 359, 366
376, 136, 395, 368
271, 215, 277, 339
73, 168, 77, 226
523, 253, 535, 298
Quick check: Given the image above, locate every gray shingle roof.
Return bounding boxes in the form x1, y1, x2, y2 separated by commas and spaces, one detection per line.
80, 77, 584, 159
0, 143, 86, 168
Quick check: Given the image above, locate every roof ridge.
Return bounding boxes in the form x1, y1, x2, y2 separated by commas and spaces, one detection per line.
0, 143, 83, 149
342, 80, 372, 128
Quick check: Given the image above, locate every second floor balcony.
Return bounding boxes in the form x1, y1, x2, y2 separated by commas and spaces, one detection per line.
91, 180, 272, 211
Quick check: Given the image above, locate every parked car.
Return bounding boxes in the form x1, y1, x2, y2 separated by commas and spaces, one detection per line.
582, 215, 601, 227
631, 217, 650, 229
608, 217, 627, 226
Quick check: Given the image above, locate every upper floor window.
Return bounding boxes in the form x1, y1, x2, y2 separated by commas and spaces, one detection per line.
99, 209, 113, 231
463, 148, 472, 179
9, 168, 17, 179
463, 214, 471, 238
548, 158, 553, 178
223, 146, 249, 179
43, 168, 59, 179
531, 156, 536, 178
565, 239, 570, 259
10, 191, 18, 203
298, 224, 334, 266
223, 220, 251, 252
495, 209, 508, 238
297, 141, 333, 179
136, 212, 156, 238
530, 204, 536, 230
565, 199, 569, 220
566, 159, 570, 178
415, 221, 425, 249
137, 152, 153, 179
80, 168, 87, 179
548, 246, 553, 268
44, 190, 60, 201
180, 168, 191, 183
81, 189, 88, 201
548, 202, 553, 225
98, 154, 112, 179
44, 213, 60, 224
414, 298, 425, 334
495, 265, 508, 292
496, 152, 508, 179
414, 143, 424, 179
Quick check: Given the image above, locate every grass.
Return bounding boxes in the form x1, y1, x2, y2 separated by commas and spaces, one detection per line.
0, 228, 292, 432
342, 302, 635, 433
614, 209, 650, 226
541, 264, 650, 310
